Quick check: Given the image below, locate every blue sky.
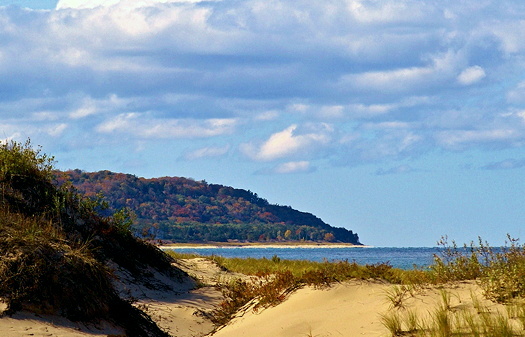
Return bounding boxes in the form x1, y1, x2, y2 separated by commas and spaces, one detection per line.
1, 0, 525, 247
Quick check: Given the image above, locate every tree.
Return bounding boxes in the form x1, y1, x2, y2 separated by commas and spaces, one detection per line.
324, 232, 336, 242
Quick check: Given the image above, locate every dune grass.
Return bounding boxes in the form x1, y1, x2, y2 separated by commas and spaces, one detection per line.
0, 140, 177, 337
168, 249, 411, 325
169, 234, 525, 335
382, 288, 525, 337
168, 250, 407, 282
381, 236, 525, 336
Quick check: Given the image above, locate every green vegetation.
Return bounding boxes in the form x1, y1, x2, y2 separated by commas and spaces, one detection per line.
169, 250, 404, 281
59, 169, 360, 244
381, 288, 525, 337
430, 236, 525, 302
0, 140, 184, 336
378, 236, 525, 336
168, 250, 406, 325
170, 235, 525, 336
379, 236, 525, 336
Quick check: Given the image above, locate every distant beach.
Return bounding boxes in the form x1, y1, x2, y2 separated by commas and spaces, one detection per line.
158, 242, 371, 249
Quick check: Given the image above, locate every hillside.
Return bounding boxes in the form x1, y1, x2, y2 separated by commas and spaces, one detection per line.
0, 141, 189, 336
58, 170, 361, 244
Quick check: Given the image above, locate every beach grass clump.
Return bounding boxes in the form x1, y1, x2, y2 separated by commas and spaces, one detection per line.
381, 287, 525, 337
210, 270, 301, 325
165, 250, 203, 260
376, 237, 525, 336
430, 235, 525, 304
429, 236, 486, 283
384, 285, 417, 310
379, 311, 403, 336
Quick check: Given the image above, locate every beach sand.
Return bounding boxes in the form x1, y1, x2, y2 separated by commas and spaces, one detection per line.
209, 280, 499, 337
0, 258, 506, 337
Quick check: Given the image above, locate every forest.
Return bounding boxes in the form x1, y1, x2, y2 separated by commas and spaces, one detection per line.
57, 169, 361, 244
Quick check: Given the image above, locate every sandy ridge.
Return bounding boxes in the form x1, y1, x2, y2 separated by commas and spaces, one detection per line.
0, 258, 505, 337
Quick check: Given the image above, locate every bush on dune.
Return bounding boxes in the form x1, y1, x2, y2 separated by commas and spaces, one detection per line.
0, 140, 179, 336
431, 235, 525, 303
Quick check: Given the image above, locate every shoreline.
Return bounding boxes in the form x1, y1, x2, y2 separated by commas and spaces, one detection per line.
158, 242, 373, 249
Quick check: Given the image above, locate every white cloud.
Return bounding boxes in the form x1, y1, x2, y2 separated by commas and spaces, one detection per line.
486, 20, 525, 55
2, 0, 525, 171
482, 158, 525, 170
362, 121, 411, 130
346, 1, 430, 24
285, 97, 433, 120
96, 113, 237, 138
457, 65, 486, 85
339, 51, 461, 93
254, 111, 279, 121
68, 94, 124, 119
318, 105, 345, 119
70, 105, 97, 119
273, 161, 312, 174
376, 164, 415, 175
32, 111, 60, 121
349, 103, 392, 117
241, 124, 332, 161
343, 66, 433, 92
288, 104, 309, 113
56, 0, 208, 10
435, 129, 519, 149
183, 145, 230, 160
47, 123, 68, 137
507, 81, 525, 104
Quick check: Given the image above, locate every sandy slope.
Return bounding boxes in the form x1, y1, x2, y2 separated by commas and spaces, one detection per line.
0, 258, 227, 337
209, 281, 505, 337
210, 280, 391, 337
0, 309, 125, 337
0, 258, 508, 337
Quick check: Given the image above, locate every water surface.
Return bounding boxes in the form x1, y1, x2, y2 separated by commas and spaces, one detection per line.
166, 246, 440, 270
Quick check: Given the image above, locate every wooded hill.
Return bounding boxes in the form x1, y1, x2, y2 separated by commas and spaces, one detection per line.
58, 170, 361, 244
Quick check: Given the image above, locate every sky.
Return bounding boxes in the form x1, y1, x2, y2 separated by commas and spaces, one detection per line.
1, 0, 525, 247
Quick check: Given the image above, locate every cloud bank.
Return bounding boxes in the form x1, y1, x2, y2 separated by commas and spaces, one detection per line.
1, 0, 525, 173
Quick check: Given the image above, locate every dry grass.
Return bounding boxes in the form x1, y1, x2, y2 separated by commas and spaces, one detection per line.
0, 140, 179, 337
171, 234, 525, 333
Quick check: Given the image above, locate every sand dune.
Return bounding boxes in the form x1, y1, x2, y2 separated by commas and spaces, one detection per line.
209, 281, 496, 337
0, 258, 507, 337
210, 280, 391, 337
0, 310, 124, 337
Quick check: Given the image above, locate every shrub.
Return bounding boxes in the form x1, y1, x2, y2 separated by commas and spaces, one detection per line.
0, 140, 176, 336
430, 235, 525, 303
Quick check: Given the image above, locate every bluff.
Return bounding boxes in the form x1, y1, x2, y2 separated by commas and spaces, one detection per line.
59, 169, 361, 244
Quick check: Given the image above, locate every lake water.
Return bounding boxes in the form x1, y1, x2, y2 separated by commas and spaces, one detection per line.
165, 247, 440, 270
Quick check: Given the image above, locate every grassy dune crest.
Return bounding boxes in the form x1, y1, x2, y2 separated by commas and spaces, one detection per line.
0, 140, 185, 336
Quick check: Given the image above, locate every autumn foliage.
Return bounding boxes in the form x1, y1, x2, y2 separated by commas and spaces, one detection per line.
57, 170, 361, 244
